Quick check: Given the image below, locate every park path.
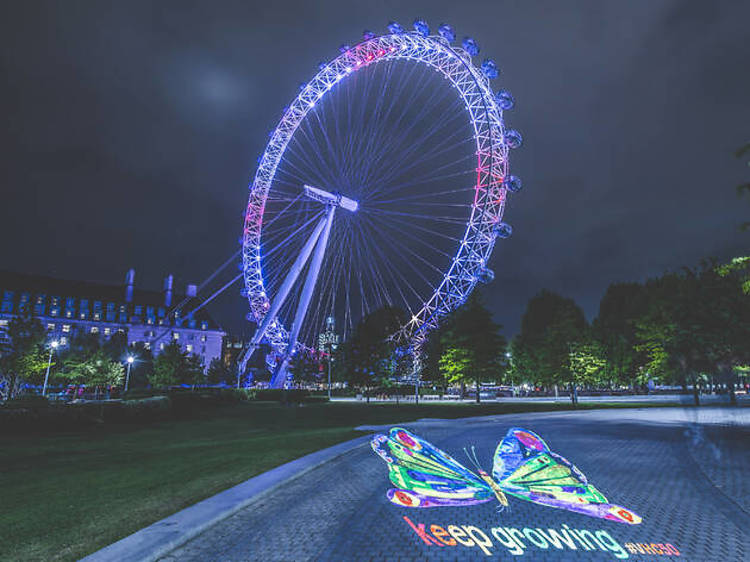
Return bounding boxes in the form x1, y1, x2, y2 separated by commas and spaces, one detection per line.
160, 407, 749, 561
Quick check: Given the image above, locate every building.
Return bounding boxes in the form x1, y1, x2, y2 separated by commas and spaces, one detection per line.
0, 269, 225, 370
317, 315, 339, 354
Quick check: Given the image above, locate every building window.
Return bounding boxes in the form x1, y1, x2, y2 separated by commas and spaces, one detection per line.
66, 310, 73, 318
186, 344, 193, 353
159, 343, 165, 351
172, 332, 179, 340
0, 319, 9, 327
59, 336, 67, 345
46, 323, 55, 331
200, 321, 207, 330
104, 327, 111, 336
50, 307, 59, 317
90, 326, 99, 334
62, 324, 71, 333
144, 342, 151, 350
93, 312, 101, 320
147, 317, 154, 325
201, 335, 207, 342
80, 312, 88, 320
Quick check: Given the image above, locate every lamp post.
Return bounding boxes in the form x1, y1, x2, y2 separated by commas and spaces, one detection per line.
326, 342, 336, 401
42, 340, 58, 396
124, 355, 134, 392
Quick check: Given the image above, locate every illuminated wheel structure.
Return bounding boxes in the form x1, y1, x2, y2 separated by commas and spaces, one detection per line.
241, 20, 522, 387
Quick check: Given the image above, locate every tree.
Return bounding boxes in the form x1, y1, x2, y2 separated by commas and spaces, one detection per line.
338, 307, 405, 402
438, 292, 507, 403
512, 290, 586, 403
568, 337, 606, 404
0, 313, 49, 400
149, 341, 188, 388
61, 350, 124, 398
633, 263, 750, 405
289, 350, 322, 385
206, 357, 234, 386
593, 283, 648, 389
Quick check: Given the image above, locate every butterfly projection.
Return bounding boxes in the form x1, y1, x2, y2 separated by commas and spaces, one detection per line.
371, 426, 641, 525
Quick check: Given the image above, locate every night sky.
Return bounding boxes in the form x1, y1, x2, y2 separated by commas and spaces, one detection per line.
1, 0, 748, 338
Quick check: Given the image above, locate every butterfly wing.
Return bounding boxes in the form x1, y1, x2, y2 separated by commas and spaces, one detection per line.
371, 427, 493, 508
493, 427, 642, 525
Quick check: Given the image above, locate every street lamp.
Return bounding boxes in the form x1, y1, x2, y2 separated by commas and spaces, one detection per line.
124, 355, 135, 392
42, 340, 58, 396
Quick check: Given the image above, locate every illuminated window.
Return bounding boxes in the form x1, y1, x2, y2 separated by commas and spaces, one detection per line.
186, 344, 193, 353
80, 312, 87, 320
62, 324, 71, 333
93, 312, 101, 320
0, 319, 9, 327
172, 332, 179, 340
159, 343, 165, 351
104, 327, 111, 336
47, 323, 55, 331
66, 310, 73, 318
144, 342, 151, 350
90, 326, 99, 334
201, 335, 207, 342
59, 336, 67, 345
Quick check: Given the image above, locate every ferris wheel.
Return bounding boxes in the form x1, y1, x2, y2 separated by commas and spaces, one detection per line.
240, 20, 522, 387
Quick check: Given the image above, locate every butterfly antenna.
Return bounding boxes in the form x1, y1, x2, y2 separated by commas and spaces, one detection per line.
463, 446, 481, 472
470, 445, 482, 470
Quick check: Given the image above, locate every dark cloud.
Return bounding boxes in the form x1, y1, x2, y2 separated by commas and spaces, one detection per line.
1, 0, 748, 337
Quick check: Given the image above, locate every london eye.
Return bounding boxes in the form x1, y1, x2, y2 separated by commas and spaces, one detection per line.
239, 20, 522, 387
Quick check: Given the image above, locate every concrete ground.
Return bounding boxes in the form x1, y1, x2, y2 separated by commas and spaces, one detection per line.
157, 407, 749, 561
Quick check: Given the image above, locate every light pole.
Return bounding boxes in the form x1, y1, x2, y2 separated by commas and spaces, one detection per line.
42, 340, 58, 396
124, 355, 134, 392
326, 342, 336, 401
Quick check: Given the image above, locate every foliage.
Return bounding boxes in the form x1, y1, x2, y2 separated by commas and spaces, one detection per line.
206, 357, 234, 386
337, 306, 405, 397
289, 350, 323, 384
149, 341, 203, 388
511, 290, 586, 399
592, 283, 648, 387
437, 291, 507, 402
60, 350, 124, 389
0, 312, 50, 400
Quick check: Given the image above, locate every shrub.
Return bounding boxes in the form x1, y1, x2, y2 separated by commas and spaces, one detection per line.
3, 394, 50, 410
123, 388, 164, 400
254, 389, 311, 403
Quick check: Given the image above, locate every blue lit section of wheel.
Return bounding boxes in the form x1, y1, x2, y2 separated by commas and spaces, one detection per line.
241, 20, 522, 365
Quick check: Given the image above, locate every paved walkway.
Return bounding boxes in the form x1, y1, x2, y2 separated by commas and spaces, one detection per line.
158, 407, 749, 561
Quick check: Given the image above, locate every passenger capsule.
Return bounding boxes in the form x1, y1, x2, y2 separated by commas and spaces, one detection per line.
504, 129, 523, 149
362, 30, 376, 40
481, 59, 499, 79
339, 44, 351, 53
494, 222, 513, 239
413, 19, 430, 37
495, 89, 515, 110
438, 23, 455, 42
505, 175, 522, 193
387, 21, 405, 34
477, 267, 495, 283
462, 37, 480, 56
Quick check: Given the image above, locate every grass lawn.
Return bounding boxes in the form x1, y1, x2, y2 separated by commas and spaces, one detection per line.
0, 400, 677, 561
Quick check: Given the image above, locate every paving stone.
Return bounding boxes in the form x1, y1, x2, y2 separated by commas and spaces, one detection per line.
162, 408, 749, 561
